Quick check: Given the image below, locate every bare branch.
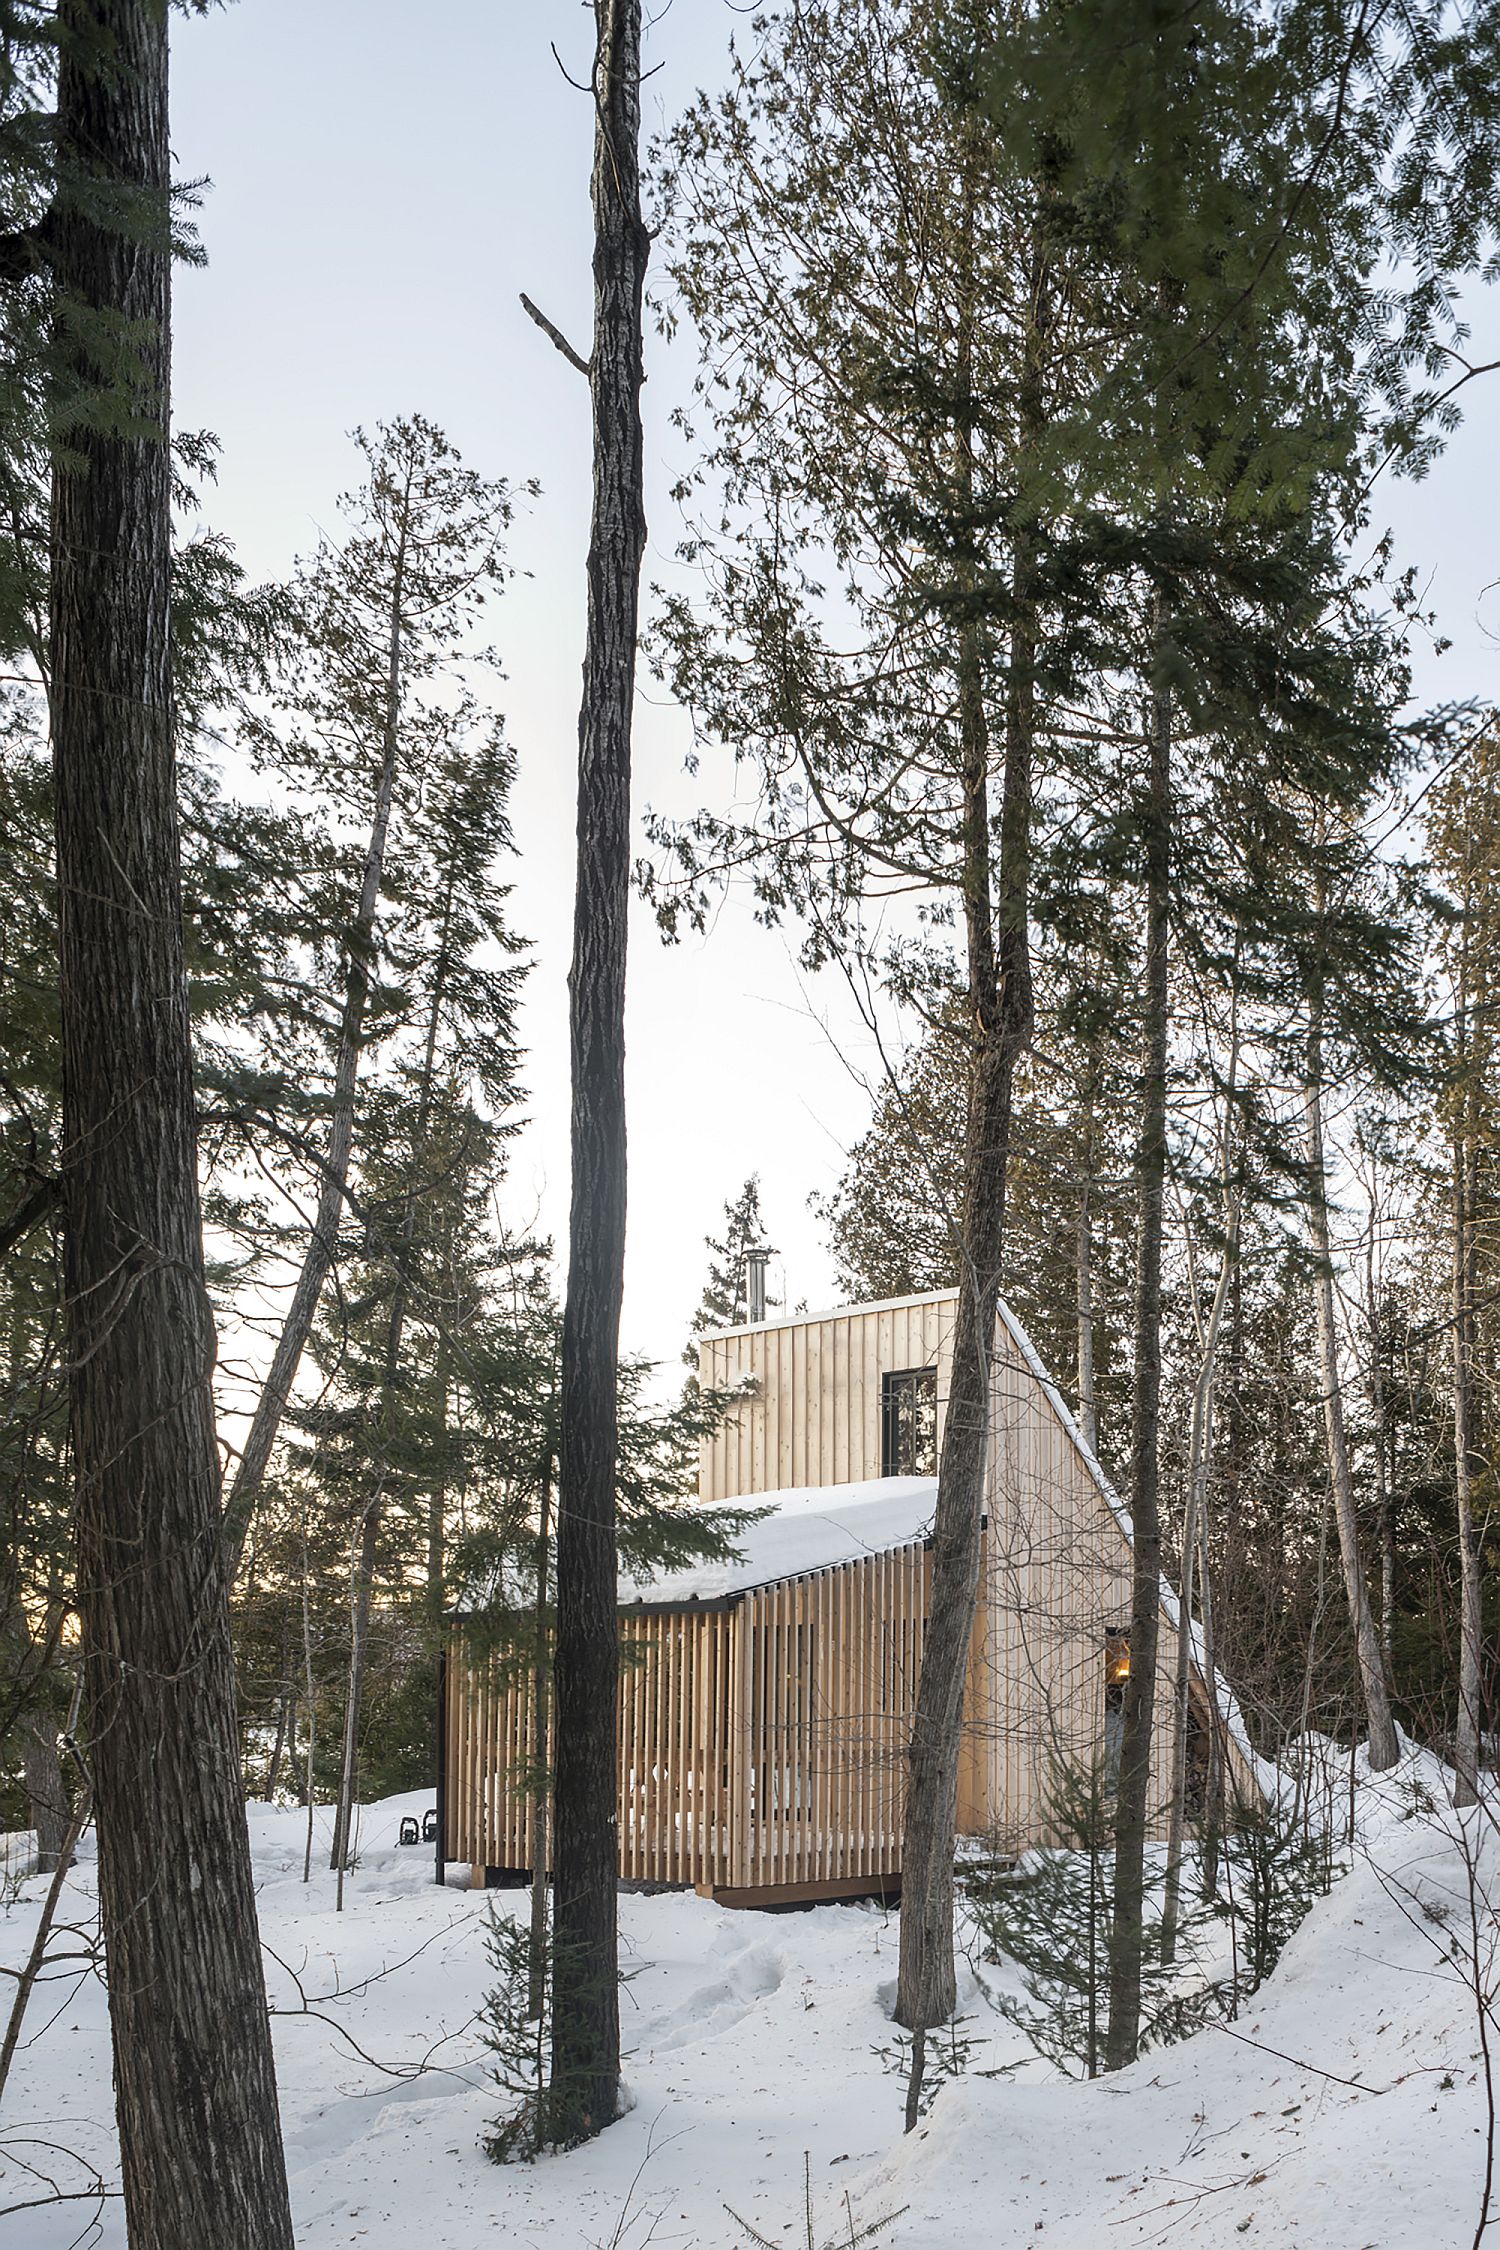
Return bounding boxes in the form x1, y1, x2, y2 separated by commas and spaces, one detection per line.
519, 292, 590, 377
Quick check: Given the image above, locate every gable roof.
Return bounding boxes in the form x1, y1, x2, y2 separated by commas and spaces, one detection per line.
620, 1475, 939, 1608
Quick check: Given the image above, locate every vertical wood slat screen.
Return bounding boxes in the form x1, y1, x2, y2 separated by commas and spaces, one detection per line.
444, 1538, 939, 1893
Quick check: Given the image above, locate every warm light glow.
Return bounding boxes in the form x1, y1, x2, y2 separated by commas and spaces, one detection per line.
1106, 1638, 1130, 1684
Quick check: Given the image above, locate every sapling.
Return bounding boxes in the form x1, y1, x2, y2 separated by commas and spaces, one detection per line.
725, 2151, 907, 2250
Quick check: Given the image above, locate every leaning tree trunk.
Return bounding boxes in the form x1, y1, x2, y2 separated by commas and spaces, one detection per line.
1304, 952, 1400, 1773
547, 0, 649, 2148
1104, 650, 1170, 2074
48, 7, 295, 2243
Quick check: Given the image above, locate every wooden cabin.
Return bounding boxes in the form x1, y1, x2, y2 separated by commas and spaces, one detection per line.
441, 1288, 1244, 1907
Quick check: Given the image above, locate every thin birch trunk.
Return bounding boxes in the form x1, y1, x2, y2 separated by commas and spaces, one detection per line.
1304, 947, 1399, 1772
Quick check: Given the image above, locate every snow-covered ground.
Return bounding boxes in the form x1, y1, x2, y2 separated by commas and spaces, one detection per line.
1, 1754, 1494, 2248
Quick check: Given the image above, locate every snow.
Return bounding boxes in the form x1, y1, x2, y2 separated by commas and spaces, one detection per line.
621, 1475, 939, 1604
2, 1752, 1497, 2249
0, 1836, 35, 1887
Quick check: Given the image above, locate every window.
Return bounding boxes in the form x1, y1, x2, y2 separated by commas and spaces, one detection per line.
881, 1367, 938, 1477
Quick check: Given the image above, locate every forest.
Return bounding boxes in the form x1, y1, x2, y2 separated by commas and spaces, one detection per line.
4, 0, 1500, 2246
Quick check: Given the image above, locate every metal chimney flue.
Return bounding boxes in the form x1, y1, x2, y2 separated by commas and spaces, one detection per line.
745, 1247, 771, 1325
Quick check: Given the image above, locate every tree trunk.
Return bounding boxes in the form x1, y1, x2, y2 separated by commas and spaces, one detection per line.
425, 1331, 450, 1628
1075, 1111, 1098, 1454
221, 522, 410, 1579
548, 0, 649, 2147
23, 1707, 69, 1875
49, 8, 294, 2242
1161, 1218, 1236, 1959
1104, 649, 1170, 2074
896, 201, 1038, 2035
301, 1506, 317, 1882
331, 1497, 378, 1900
263, 1681, 291, 1803
529, 1467, 553, 2024
1451, 945, 1484, 1804
1304, 949, 1399, 1772
329, 892, 452, 1887
1371, 1309, 1397, 1672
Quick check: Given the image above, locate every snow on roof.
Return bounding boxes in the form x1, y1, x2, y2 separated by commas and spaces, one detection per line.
620, 1475, 939, 1607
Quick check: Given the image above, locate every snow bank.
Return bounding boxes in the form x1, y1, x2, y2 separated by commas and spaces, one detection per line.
863, 1743, 1500, 2248
3, 1758, 1496, 2249
620, 1474, 939, 1604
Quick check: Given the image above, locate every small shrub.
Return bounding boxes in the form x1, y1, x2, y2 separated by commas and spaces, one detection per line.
479, 1903, 549, 2163
968, 1750, 1223, 2075
1216, 1779, 1343, 2002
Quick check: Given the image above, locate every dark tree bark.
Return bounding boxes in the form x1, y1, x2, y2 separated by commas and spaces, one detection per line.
528, 1466, 553, 2025
895, 200, 1038, 2037
1104, 653, 1170, 2074
23, 1708, 69, 1874
48, 6, 295, 2244
547, 0, 649, 2147
894, 615, 1032, 2040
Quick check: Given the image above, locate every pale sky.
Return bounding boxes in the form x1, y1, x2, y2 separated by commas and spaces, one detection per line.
171, 1, 1500, 1377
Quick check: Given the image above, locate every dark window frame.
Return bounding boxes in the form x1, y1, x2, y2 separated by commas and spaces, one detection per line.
881, 1365, 938, 1478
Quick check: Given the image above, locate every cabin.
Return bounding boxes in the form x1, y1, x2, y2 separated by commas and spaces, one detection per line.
440, 1287, 1243, 1907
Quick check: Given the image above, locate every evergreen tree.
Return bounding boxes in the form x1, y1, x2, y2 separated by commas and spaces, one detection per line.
685, 1174, 778, 1377
221, 415, 526, 1574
